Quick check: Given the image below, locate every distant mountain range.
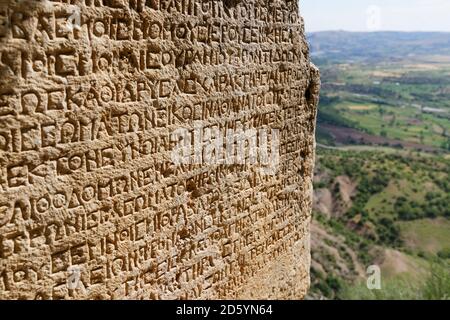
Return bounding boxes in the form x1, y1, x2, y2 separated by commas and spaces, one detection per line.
307, 31, 450, 63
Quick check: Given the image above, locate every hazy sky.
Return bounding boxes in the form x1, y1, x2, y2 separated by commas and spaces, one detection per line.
301, 0, 450, 32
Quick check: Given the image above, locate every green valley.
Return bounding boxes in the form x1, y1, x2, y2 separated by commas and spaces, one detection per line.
308, 32, 450, 300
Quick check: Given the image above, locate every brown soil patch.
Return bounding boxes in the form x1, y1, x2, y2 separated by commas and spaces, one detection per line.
321, 124, 440, 152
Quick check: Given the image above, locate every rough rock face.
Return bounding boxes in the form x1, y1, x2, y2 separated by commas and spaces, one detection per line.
0, 0, 319, 299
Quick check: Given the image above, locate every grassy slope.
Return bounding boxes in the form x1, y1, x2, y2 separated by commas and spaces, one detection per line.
399, 218, 450, 255
310, 148, 450, 299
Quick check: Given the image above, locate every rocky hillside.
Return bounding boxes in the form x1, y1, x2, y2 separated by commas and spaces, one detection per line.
308, 147, 450, 299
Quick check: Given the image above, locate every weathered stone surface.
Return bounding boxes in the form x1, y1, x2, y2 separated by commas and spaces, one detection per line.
0, 0, 319, 300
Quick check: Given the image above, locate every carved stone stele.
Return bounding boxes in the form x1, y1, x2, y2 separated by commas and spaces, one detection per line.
0, 0, 319, 300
